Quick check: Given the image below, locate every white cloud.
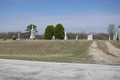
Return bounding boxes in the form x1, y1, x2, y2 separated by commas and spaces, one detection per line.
0, 13, 120, 34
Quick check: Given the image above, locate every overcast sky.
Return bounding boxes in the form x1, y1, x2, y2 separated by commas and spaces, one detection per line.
0, 0, 120, 34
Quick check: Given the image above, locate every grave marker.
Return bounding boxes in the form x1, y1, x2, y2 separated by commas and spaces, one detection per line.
30, 26, 36, 40
87, 34, 93, 40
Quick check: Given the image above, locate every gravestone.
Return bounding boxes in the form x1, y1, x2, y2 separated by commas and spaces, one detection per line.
17, 33, 25, 40
30, 26, 35, 40
109, 36, 110, 41
116, 32, 118, 39
52, 35, 55, 40
64, 32, 68, 40
76, 35, 78, 40
12, 36, 16, 40
2, 38, 7, 41
18, 33, 20, 40
118, 26, 120, 42
113, 32, 117, 40
113, 34, 116, 40
87, 34, 93, 40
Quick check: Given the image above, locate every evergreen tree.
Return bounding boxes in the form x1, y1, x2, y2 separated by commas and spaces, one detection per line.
44, 25, 54, 39
54, 23, 65, 39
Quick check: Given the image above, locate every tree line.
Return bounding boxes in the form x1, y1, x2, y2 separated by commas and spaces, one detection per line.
0, 23, 117, 40
0, 31, 109, 40
0, 32, 45, 39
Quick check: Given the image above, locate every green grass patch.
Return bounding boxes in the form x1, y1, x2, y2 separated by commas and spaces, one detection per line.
0, 40, 93, 62
110, 40, 120, 49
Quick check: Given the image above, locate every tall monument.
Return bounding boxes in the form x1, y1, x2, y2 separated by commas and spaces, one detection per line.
30, 26, 35, 40
64, 32, 68, 40
76, 35, 78, 40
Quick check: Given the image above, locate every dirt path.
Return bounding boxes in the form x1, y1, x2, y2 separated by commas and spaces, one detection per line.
89, 41, 120, 64
105, 41, 120, 57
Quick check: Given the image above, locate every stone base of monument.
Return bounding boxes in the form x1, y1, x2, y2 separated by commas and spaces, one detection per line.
17, 38, 26, 40
30, 38, 36, 40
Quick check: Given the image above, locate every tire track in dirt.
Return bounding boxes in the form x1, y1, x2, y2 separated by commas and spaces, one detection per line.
105, 41, 120, 57
89, 41, 120, 64
97, 40, 118, 57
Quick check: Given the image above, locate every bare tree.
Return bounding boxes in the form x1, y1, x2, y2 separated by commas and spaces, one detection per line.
78, 31, 87, 39
108, 24, 116, 39
67, 32, 76, 39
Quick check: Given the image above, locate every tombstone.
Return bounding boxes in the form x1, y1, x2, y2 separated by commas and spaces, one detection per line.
87, 34, 93, 40
18, 33, 20, 40
113, 32, 118, 40
118, 26, 120, 42
30, 26, 35, 40
109, 36, 110, 41
116, 32, 117, 39
17, 33, 25, 40
2, 38, 7, 41
76, 35, 78, 40
52, 35, 55, 40
64, 32, 68, 40
113, 34, 116, 40
38, 38, 41, 40
12, 36, 16, 40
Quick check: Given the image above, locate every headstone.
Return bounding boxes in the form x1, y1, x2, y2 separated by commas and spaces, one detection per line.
113, 34, 116, 40
64, 32, 68, 40
76, 35, 78, 40
30, 26, 35, 40
87, 34, 93, 40
116, 32, 117, 38
2, 38, 7, 41
52, 35, 55, 40
109, 36, 110, 41
113, 32, 118, 40
17, 33, 25, 40
18, 33, 20, 40
118, 26, 120, 42
12, 36, 16, 40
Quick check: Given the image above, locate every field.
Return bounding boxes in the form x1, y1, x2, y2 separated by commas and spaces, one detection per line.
0, 40, 93, 62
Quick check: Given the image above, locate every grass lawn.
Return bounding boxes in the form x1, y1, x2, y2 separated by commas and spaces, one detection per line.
110, 40, 120, 49
0, 40, 93, 62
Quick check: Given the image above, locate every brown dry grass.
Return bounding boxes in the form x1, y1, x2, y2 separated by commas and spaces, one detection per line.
97, 40, 117, 57
0, 39, 92, 62
110, 40, 120, 49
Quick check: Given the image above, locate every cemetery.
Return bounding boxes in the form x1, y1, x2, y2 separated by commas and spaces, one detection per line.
0, 24, 120, 64
1, 1, 120, 80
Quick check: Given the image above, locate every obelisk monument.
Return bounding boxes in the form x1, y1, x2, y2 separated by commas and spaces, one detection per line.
64, 32, 68, 40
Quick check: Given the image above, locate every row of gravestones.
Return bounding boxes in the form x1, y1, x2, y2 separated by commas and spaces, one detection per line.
52, 32, 93, 40
2, 26, 35, 41
17, 26, 35, 40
